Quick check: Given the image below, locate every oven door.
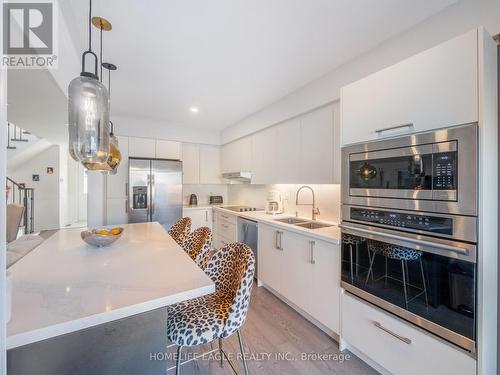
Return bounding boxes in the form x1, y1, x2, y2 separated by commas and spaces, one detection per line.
341, 123, 477, 216
339, 222, 476, 353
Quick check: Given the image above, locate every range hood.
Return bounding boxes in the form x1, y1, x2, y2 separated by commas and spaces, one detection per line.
222, 171, 252, 183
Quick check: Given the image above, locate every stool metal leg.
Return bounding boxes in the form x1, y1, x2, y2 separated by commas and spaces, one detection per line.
384, 256, 388, 287
176, 346, 183, 375
365, 251, 376, 285
401, 260, 409, 309
237, 329, 250, 375
355, 243, 360, 277
419, 258, 429, 307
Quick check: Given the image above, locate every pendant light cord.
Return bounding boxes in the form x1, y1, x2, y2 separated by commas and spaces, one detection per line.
100, 24, 103, 82
88, 0, 92, 51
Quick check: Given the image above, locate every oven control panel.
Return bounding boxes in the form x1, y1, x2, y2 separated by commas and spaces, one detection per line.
350, 207, 452, 235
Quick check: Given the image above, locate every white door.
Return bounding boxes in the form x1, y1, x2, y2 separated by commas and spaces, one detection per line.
257, 224, 283, 293
199, 145, 222, 184
182, 143, 200, 184
341, 29, 478, 146
309, 241, 340, 333
299, 105, 334, 183
107, 136, 129, 199
106, 198, 128, 225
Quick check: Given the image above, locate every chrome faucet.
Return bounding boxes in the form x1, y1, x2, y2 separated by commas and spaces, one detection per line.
295, 185, 320, 220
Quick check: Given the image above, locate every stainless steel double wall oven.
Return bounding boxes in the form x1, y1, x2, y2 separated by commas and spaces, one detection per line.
340, 123, 478, 353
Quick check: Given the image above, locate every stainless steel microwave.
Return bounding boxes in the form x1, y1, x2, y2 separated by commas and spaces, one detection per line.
341, 123, 478, 216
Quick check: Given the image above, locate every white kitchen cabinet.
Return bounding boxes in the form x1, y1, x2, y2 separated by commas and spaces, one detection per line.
128, 137, 156, 158
107, 136, 129, 199
277, 118, 301, 183
106, 198, 128, 225
342, 292, 476, 375
213, 210, 238, 249
199, 145, 222, 184
341, 29, 478, 146
257, 224, 284, 295
156, 140, 181, 160
299, 105, 334, 183
183, 207, 213, 230
257, 223, 340, 334
221, 137, 252, 173
182, 143, 200, 184
309, 240, 340, 332
251, 126, 277, 184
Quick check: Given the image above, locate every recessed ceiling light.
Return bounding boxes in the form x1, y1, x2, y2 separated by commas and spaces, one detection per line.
190, 106, 199, 113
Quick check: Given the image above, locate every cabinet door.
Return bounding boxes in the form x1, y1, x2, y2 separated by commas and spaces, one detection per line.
221, 137, 252, 173
128, 137, 156, 158
199, 145, 222, 184
251, 127, 277, 184
182, 143, 200, 184
106, 198, 128, 225
156, 140, 181, 160
281, 231, 312, 310
341, 29, 478, 146
257, 224, 283, 293
309, 241, 340, 333
107, 136, 129, 199
184, 209, 205, 230
299, 105, 334, 183
276, 118, 301, 183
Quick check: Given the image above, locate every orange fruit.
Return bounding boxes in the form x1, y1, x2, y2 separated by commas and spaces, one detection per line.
110, 228, 121, 235
98, 229, 109, 235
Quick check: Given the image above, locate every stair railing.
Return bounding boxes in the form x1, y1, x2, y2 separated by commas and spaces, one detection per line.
6, 177, 35, 234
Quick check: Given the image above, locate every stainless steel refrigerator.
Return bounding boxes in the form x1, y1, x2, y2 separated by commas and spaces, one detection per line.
128, 158, 182, 229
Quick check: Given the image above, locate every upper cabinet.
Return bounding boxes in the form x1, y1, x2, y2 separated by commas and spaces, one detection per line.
199, 145, 222, 184
341, 29, 478, 146
221, 137, 252, 173
182, 143, 201, 184
250, 104, 337, 184
128, 137, 156, 158
156, 140, 181, 160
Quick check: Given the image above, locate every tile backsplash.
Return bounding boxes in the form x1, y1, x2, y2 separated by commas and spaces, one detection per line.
227, 184, 341, 222
183, 184, 228, 205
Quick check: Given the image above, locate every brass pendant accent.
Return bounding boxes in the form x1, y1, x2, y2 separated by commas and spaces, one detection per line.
92, 16, 112, 31
107, 140, 122, 173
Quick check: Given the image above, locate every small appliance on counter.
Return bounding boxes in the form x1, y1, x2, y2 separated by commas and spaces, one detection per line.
266, 190, 283, 215
188, 194, 198, 206
209, 195, 223, 205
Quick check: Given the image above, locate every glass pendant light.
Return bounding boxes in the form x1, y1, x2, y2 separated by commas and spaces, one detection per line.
103, 62, 121, 175
68, 0, 110, 169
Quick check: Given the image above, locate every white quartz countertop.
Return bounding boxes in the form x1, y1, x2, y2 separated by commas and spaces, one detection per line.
6, 222, 215, 350
213, 207, 341, 245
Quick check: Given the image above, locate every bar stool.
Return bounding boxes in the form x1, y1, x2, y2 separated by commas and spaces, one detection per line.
168, 217, 192, 246
182, 227, 212, 268
342, 233, 369, 283
366, 240, 428, 309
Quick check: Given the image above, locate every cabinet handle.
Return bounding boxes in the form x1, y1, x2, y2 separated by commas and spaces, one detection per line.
125, 200, 128, 214
373, 321, 412, 345
309, 240, 315, 264
278, 231, 284, 251
375, 123, 414, 135
125, 182, 128, 196
274, 231, 279, 249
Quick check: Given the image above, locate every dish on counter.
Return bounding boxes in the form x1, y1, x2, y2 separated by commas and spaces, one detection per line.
81, 227, 124, 247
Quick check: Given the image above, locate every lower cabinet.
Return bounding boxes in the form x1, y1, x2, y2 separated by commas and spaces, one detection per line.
213, 210, 237, 249
183, 208, 213, 231
258, 223, 340, 333
341, 292, 476, 375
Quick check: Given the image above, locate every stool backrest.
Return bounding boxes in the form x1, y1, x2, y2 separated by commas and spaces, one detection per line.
168, 217, 192, 246
182, 227, 212, 267
7, 204, 25, 243
204, 242, 255, 337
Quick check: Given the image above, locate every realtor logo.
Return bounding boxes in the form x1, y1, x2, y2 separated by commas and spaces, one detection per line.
2, 1, 58, 69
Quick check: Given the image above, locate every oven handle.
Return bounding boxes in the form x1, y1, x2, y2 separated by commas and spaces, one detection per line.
339, 224, 471, 257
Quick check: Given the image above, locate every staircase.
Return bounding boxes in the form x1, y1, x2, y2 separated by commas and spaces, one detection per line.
6, 177, 35, 234
7, 123, 30, 150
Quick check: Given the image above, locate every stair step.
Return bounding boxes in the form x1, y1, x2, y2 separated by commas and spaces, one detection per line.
7, 146, 17, 149
11, 138, 29, 142
22, 131, 31, 134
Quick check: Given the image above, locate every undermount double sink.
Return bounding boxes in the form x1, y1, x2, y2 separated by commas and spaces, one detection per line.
273, 217, 333, 230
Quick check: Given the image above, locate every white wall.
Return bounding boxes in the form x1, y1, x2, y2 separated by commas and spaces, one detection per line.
228, 184, 341, 222
182, 185, 228, 206
222, 0, 500, 143
8, 145, 61, 231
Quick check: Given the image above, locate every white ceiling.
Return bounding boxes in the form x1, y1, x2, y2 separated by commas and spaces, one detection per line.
58, 0, 457, 131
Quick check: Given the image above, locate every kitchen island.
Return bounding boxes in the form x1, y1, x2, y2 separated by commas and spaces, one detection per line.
7, 222, 214, 374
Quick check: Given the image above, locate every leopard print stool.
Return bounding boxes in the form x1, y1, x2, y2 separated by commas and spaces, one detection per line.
167, 242, 255, 375
168, 217, 192, 246
182, 227, 212, 268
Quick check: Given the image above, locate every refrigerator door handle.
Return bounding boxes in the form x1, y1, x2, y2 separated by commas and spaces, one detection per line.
150, 173, 155, 218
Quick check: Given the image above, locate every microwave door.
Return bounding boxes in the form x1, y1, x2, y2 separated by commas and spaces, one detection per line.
129, 158, 151, 223
151, 159, 183, 229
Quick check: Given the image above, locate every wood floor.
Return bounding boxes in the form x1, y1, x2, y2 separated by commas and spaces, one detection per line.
166, 286, 379, 375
